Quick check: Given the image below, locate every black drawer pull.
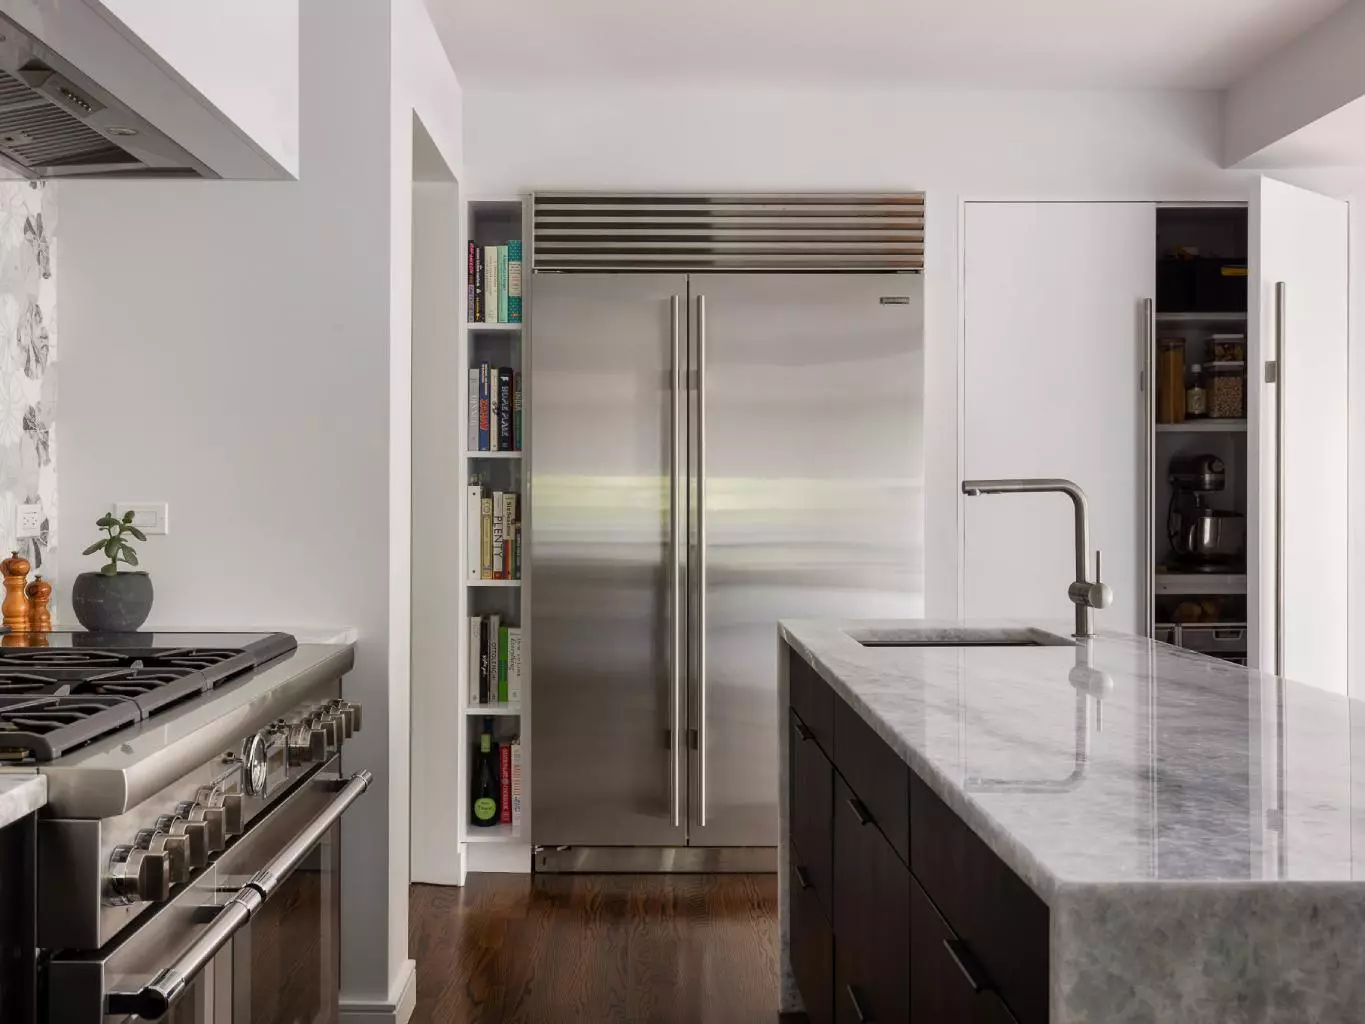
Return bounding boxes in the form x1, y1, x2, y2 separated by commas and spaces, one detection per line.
846, 796, 873, 826
793, 864, 812, 890
845, 983, 874, 1023
944, 938, 991, 995
793, 719, 813, 741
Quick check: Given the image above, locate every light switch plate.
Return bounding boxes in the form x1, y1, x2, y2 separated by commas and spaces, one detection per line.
113, 502, 169, 536
15, 504, 42, 539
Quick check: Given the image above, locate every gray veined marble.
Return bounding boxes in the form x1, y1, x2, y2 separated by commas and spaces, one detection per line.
778, 618, 1365, 1023
0, 773, 46, 829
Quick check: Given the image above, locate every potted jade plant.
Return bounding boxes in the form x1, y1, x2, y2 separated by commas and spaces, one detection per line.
71, 510, 152, 632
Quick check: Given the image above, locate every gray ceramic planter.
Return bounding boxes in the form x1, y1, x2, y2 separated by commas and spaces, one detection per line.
71, 571, 153, 632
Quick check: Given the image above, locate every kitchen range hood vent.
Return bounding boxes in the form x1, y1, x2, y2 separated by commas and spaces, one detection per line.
532, 192, 925, 273
0, 16, 212, 178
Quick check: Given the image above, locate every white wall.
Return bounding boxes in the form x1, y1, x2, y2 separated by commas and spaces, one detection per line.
57, 0, 462, 1016
96, 0, 300, 175
464, 84, 1254, 617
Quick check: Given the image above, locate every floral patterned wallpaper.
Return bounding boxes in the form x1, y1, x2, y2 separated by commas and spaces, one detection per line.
0, 182, 55, 578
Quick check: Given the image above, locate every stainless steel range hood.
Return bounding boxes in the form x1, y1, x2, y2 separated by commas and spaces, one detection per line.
0, 12, 213, 178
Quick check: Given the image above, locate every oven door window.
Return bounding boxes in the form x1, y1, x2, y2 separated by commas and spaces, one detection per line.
231, 826, 341, 1024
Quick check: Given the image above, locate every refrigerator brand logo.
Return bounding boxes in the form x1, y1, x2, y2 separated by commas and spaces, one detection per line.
879, 296, 910, 305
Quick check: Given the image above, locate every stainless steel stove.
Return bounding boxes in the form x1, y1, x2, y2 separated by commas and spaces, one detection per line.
0, 631, 367, 1024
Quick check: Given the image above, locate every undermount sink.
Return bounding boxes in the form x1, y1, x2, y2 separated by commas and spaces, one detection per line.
850, 627, 1075, 649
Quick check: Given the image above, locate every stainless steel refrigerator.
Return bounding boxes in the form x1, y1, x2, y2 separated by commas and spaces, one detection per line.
530, 272, 924, 868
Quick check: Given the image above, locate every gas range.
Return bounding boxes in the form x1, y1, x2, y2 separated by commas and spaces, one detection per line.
2, 632, 368, 1024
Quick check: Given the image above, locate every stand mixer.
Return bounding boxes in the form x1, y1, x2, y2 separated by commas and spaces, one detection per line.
1167, 454, 1247, 570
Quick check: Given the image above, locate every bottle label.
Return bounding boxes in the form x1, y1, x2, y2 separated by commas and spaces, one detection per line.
473, 796, 497, 821
480, 734, 491, 754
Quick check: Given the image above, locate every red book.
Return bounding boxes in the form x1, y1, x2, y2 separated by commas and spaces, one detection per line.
499, 744, 512, 824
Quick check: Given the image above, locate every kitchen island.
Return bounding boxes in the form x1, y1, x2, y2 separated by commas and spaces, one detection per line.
778, 619, 1365, 1024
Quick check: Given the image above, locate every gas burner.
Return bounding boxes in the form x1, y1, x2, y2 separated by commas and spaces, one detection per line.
0, 672, 62, 693
0, 650, 128, 669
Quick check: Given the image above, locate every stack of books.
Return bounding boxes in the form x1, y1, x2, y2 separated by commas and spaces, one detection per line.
468, 615, 523, 705
467, 363, 522, 452
465, 482, 521, 580
502, 735, 523, 831
468, 240, 522, 324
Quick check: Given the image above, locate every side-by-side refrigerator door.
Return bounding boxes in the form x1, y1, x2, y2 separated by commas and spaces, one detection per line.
531, 272, 691, 846
687, 274, 925, 846
1249, 178, 1349, 690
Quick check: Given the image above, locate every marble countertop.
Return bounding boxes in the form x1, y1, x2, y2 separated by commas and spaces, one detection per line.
0, 774, 46, 829
780, 619, 1365, 904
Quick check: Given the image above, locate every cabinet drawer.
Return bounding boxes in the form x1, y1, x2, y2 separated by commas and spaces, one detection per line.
833, 777, 910, 1024
789, 649, 835, 755
911, 873, 1022, 1023
790, 712, 833, 920
909, 772, 1048, 1024
833, 696, 910, 865
790, 851, 834, 1024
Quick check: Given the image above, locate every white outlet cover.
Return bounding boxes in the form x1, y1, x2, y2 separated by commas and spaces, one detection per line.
114, 502, 169, 536
15, 503, 42, 539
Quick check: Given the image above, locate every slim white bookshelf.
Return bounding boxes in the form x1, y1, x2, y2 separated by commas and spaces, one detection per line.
457, 196, 531, 875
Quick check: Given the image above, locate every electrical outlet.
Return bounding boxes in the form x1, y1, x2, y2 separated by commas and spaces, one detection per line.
113, 502, 169, 536
15, 504, 42, 539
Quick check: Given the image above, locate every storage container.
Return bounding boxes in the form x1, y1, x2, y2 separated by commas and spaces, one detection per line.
1157, 339, 1186, 423
1208, 361, 1245, 418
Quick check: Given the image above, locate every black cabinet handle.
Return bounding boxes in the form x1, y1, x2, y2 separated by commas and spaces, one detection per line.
845, 983, 873, 1023
943, 938, 991, 995
793, 720, 812, 741
793, 864, 812, 890
846, 796, 873, 826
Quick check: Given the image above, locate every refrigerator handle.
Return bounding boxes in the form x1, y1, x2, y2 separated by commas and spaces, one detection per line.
1273, 281, 1287, 677
1142, 298, 1155, 639
695, 292, 708, 829
670, 293, 683, 829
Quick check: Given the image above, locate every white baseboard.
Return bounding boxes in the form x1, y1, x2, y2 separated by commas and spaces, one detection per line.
466, 841, 532, 874
340, 959, 417, 1024
412, 843, 466, 886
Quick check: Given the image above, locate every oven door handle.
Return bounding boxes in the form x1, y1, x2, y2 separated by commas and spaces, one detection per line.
106, 769, 372, 1020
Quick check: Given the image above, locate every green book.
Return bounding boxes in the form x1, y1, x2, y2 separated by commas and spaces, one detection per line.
507, 240, 523, 323
497, 625, 509, 702
497, 246, 509, 323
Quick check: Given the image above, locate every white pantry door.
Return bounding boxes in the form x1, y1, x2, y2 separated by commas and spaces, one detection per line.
963, 202, 1154, 634
1249, 178, 1349, 690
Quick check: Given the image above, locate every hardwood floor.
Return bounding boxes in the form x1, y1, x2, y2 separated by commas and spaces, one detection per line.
409, 874, 801, 1024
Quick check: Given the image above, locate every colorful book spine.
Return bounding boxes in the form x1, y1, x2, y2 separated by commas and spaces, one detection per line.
506, 627, 522, 703
507, 240, 523, 323
468, 617, 481, 704
480, 497, 493, 578
498, 625, 509, 702
512, 524, 521, 580
486, 614, 500, 705
498, 369, 513, 451
491, 491, 505, 578
488, 363, 500, 452
502, 493, 517, 579
497, 246, 509, 323
467, 368, 479, 452
509, 740, 522, 833
466, 485, 482, 582
499, 743, 512, 825
483, 245, 499, 323
513, 372, 522, 451
473, 244, 484, 323
478, 617, 490, 703
466, 241, 476, 323
478, 364, 490, 451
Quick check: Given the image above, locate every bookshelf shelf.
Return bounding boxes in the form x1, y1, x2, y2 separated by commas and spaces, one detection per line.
465, 823, 521, 844
465, 703, 522, 716
467, 322, 521, 332
469, 579, 521, 588
467, 450, 523, 459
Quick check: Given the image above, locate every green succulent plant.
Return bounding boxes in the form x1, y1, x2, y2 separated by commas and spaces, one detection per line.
82, 510, 147, 576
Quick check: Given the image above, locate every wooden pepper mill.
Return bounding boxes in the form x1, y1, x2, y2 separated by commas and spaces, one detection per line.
1, 550, 30, 630
26, 574, 51, 632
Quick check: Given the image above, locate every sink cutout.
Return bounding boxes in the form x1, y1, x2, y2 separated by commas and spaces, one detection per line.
849, 627, 1074, 649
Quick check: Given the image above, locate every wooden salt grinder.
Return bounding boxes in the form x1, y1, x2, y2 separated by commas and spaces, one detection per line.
1, 551, 30, 630
26, 575, 51, 631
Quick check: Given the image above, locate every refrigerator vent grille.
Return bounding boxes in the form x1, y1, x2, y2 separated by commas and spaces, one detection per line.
532, 193, 925, 272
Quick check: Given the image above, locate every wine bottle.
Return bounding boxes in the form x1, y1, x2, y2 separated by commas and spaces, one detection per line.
471, 717, 501, 827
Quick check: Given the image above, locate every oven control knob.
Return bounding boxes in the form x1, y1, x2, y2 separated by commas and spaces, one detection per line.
107, 844, 171, 904
326, 699, 361, 737
134, 828, 190, 886
175, 801, 225, 855
316, 713, 342, 753
287, 718, 326, 766
155, 814, 208, 870
196, 787, 244, 838
241, 731, 269, 797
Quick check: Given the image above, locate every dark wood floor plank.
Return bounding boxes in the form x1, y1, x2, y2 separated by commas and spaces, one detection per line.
409, 874, 792, 1024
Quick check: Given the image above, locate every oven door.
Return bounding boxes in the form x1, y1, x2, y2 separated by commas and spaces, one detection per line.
45, 758, 369, 1024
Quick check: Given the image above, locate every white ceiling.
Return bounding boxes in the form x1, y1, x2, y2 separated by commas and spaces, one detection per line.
427, 0, 1344, 89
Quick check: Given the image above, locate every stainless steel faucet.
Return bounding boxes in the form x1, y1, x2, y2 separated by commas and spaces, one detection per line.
960, 478, 1113, 638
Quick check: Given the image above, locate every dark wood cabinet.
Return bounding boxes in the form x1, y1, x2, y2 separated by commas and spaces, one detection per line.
790, 711, 834, 919
833, 776, 910, 1024
789, 850, 834, 1024
785, 643, 1044, 1024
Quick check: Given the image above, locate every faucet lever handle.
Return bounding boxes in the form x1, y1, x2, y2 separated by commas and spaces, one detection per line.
1090, 549, 1113, 611
1095, 549, 1101, 585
